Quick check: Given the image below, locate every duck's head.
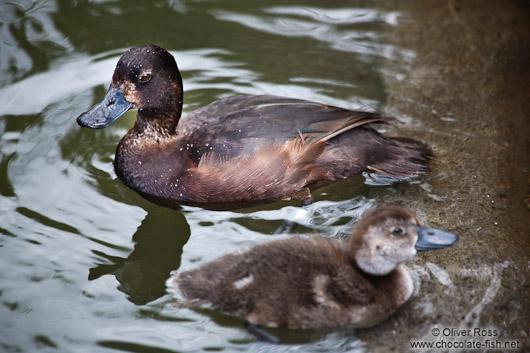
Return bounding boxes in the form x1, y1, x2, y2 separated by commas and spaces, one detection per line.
350, 206, 458, 276
77, 44, 183, 129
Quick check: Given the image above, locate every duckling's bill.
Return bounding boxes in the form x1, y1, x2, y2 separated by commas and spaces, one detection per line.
77, 85, 133, 129
415, 226, 458, 251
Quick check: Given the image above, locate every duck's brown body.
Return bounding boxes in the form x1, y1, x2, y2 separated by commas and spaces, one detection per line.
78, 45, 431, 210
113, 95, 430, 210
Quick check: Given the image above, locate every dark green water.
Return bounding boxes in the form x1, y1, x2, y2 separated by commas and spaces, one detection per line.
3, 0, 528, 352
0, 1, 404, 352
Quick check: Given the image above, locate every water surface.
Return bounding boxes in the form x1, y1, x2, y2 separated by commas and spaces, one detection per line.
1, 0, 529, 352
0, 1, 404, 352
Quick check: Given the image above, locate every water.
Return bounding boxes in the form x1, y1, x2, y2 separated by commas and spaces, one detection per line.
2, 0, 529, 352
0, 1, 396, 351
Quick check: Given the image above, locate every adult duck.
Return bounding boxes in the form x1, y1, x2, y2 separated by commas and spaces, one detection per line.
77, 44, 431, 210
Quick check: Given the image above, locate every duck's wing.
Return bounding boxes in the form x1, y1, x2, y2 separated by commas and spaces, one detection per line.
179, 95, 392, 161
173, 95, 430, 208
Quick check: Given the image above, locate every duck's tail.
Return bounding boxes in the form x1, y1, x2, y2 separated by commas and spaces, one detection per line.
366, 136, 433, 179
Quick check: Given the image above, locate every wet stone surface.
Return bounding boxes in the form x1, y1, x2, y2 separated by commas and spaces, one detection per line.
358, 0, 530, 351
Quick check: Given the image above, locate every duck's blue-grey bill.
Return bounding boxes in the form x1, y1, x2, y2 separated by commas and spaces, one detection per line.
77, 86, 133, 129
415, 226, 458, 251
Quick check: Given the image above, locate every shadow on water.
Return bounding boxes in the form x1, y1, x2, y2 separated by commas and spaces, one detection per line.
88, 207, 190, 305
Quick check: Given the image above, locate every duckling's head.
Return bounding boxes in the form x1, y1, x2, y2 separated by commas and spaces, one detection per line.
350, 206, 458, 276
77, 44, 183, 129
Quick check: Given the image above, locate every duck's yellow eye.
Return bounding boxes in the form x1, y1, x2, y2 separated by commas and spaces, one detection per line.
140, 73, 151, 82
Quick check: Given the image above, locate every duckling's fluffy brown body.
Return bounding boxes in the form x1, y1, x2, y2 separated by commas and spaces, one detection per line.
174, 235, 412, 329
169, 206, 458, 329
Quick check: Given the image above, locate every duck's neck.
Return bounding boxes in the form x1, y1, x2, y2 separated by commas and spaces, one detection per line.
349, 263, 414, 328
134, 110, 180, 137
347, 241, 414, 307
114, 112, 190, 209
347, 254, 414, 313
372, 265, 414, 306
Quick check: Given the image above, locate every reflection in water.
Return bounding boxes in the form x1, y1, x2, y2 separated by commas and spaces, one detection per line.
0, 0, 71, 86
213, 6, 412, 61
228, 195, 374, 236
89, 208, 190, 305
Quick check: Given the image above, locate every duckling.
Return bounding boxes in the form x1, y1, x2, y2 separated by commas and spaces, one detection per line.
77, 44, 431, 210
168, 206, 458, 330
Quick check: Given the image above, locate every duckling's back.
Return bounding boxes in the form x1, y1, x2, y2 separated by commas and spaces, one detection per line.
171, 236, 405, 329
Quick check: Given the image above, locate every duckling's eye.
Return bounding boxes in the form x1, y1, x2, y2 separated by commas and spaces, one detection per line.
392, 227, 404, 236
139, 73, 151, 83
